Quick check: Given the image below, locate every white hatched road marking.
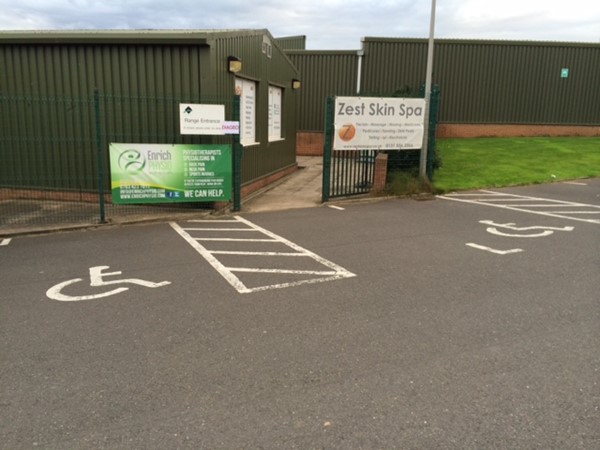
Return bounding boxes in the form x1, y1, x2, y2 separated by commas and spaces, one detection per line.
439, 190, 600, 224
1, 238, 12, 246
170, 216, 356, 294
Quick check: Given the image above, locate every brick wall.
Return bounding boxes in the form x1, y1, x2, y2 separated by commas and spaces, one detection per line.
296, 132, 324, 156
373, 153, 388, 194
437, 124, 600, 138
297, 125, 600, 157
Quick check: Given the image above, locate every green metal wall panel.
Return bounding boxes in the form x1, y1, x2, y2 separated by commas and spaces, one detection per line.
361, 39, 427, 95
431, 40, 595, 124
0, 42, 214, 191
289, 38, 599, 129
1, 30, 300, 192
287, 51, 360, 131
211, 32, 299, 185
275, 36, 307, 51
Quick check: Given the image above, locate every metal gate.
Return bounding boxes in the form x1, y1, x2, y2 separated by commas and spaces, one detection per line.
324, 148, 379, 199
321, 89, 440, 201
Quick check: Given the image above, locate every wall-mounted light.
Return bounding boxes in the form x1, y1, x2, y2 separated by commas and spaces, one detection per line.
292, 79, 301, 90
228, 56, 242, 73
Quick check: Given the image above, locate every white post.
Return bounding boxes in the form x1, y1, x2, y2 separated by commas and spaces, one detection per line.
419, 0, 437, 179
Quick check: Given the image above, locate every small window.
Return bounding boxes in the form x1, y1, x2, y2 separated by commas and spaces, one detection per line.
262, 36, 272, 59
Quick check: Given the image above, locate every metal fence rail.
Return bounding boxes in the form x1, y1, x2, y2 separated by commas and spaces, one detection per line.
0, 92, 240, 234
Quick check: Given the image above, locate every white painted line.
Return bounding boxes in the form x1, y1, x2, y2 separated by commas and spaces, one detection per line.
443, 192, 503, 197
170, 222, 251, 293
439, 191, 600, 225
0, 238, 12, 246
478, 198, 565, 203
478, 190, 595, 205
466, 243, 523, 255
183, 228, 256, 231
195, 238, 277, 242
234, 216, 356, 276
495, 204, 582, 207
229, 268, 338, 275
187, 219, 239, 223
328, 205, 345, 210
563, 181, 587, 186
241, 275, 355, 293
171, 217, 356, 294
210, 251, 306, 256
484, 203, 578, 208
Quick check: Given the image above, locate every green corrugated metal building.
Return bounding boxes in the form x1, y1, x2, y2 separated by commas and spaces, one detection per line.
0, 29, 300, 197
275, 35, 307, 51
287, 38, 600, 145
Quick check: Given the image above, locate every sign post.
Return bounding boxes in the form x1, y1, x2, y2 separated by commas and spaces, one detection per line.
419, 0, 437, 179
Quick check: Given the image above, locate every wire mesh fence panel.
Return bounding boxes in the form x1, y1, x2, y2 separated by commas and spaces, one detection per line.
0, 92, 239, 234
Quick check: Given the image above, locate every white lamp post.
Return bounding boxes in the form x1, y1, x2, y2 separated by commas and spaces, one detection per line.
419, 0, 437, 179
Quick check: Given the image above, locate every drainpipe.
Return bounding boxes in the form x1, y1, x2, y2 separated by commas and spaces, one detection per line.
356, 40, 364, 94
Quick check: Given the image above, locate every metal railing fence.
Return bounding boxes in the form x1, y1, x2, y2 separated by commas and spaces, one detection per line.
322, 86, 441, 201
0, 91, 241, 234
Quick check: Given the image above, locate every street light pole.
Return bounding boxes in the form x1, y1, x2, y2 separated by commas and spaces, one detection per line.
419, 0, 437, 179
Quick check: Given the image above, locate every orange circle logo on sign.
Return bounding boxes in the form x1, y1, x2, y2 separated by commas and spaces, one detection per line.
339, 123, 356, 141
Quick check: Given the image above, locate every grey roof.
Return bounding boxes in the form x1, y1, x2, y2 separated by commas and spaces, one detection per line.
0, 29, 271, 45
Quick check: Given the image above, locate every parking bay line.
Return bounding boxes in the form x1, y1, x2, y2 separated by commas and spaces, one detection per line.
170, 217, 356, 294
439, 190, 600, 224
466, 243, 523, 255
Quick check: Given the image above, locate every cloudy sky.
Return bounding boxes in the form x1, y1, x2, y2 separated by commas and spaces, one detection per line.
1, 0, 599, 49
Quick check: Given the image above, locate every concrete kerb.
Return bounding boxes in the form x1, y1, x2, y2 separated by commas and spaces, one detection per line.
0, 209, 218, 238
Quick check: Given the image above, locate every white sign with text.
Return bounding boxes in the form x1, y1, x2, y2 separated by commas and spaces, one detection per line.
180, 104, 225, 135
333, 96, 426, 151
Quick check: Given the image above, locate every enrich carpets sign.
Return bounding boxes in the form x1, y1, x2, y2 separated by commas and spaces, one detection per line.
333, 97, 426, 151
109, 143, 232, 204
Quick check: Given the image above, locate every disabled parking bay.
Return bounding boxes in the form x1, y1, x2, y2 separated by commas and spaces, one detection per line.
0, 180, 598, 449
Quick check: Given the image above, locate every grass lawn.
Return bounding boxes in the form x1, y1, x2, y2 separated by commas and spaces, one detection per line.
432, 137, 600, 193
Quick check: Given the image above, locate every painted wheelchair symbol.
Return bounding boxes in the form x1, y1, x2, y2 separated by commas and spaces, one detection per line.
479, 220, 574, 238
46, 265, 171, 301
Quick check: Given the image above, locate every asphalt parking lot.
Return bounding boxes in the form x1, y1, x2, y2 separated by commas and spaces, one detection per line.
1, 180, 599, 449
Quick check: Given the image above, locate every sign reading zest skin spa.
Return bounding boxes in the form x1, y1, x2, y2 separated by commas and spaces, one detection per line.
333, 97, 426, 151
110, 143, 232, 204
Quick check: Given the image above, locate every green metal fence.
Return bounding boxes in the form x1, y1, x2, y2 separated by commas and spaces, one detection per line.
322, 87, 441, 201
0, 91, 242, 234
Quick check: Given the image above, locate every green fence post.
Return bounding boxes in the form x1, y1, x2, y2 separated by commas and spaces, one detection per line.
232, 95, 242, 212
426, 86, 440, 180
93, 89, 106, 224
322, 97, 334, 203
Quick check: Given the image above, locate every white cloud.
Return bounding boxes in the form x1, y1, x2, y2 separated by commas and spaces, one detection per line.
0, 0, 598, 48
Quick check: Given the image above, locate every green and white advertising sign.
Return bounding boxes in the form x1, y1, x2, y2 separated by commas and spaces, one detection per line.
109, 143, 232, 204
